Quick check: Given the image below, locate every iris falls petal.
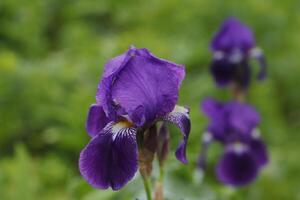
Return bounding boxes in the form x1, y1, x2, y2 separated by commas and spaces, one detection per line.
79, 121, 138, 190
162, 105, 191, 164
216, 143, 259, 186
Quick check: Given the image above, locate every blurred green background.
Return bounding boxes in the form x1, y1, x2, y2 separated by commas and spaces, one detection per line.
0, 0, 299, 199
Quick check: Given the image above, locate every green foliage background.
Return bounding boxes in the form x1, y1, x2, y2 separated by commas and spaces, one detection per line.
0, 0, 299, 199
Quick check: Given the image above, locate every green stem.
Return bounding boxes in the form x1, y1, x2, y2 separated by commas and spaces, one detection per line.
141, 174, 152, 200
159, 166, 164, 182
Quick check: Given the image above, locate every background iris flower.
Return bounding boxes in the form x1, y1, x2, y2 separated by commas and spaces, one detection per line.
210, 17, 267, 88
198, 98, 268, 186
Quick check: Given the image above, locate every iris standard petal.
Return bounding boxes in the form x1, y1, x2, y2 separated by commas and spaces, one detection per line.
111, 49, 185, 126
96, 47, 136, 120
201, 98, 227, 141
211, 17, 255, 54
201, 98, 223, 119
162, 105, 190, 164
86, 104, 110, 137
216, 144, 259, 187
79, 121, 138, 190
227, 102, 260, 135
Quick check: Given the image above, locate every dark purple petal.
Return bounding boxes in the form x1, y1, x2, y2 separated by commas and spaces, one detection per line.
216, 143, 259, 186
226, 102, 260, 135
86, 104, 110, 137
210, 59, 236, 86
111, 48, 185, 126
162, 105, 190, 164
79, 121, 138, 190
211, 58, 252, 88
211, 17, 255, 54
249, 139, 268, 167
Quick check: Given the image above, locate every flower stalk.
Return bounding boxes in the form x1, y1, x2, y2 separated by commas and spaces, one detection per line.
141, 173, 152, 200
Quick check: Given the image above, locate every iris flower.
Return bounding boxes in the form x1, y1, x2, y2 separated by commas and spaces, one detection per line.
210, 17, 266, 88
79, 46, 190, 190
198, 98, 268, 186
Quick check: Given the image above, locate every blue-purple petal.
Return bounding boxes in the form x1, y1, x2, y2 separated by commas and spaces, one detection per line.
111, 48, 185, 126
249, 139, 268, 167
79, 121, 138, 190
216, 144, 259, 186
162, 105, 190, 164
96, 47, 135, 121
86, 104, 110, 137
201, 99, 261, 142
211, 17, 255, 54
96, 46, 185, 126
226, 102, 260, 135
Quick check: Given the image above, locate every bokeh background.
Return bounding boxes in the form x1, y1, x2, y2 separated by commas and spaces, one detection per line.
1, 0, 300, 199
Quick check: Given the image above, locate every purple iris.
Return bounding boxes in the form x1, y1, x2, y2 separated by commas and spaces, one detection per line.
79, 46, 190, 190
210, 17, 266, 88
198, 98, 268, 186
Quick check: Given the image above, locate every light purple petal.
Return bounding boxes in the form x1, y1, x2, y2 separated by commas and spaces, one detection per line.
79, 121, 138, 190
86, 104, 110, 137
111, 48, 185, 126
216, 144, 259, 187
211, 17, 255, 53
162, 105, 190, 164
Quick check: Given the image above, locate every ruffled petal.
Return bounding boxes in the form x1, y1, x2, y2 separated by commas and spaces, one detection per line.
79, 121, 138, 190
96, 47, 136, 120
111, 48, 185, 126
216, 143, 259, 187
162, 105, 190, 164
86, 104, 110, 137
211, 17, 255, 54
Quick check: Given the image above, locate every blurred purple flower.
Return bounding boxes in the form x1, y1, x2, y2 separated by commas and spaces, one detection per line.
210, 17, 266, 88
79, 46, 190, 190
198, 98, 268, 186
